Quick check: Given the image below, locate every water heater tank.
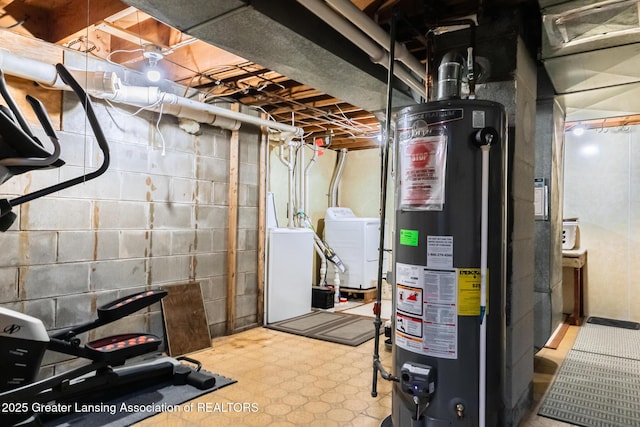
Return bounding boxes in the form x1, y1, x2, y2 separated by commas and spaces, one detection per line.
324, 207, 381, 290
391, 99, 506, 426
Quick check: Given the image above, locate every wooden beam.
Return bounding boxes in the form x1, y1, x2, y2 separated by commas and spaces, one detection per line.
43, 0, 129, 43
566, 115, 640, 130
95, 20, 170, 50
226, 104, 240, 335
257, 114, 268, 326
3, 1, 50, 40
330, 137, 381, 151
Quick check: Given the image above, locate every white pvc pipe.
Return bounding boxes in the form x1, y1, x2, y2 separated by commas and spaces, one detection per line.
277, 143, 296, 228
313, 240, 327, 286
325, 0, 425, 79
479, 145, 490, 427
333, 266, 341, 303
0, 49, 304, 136
304, 143, 319, 215
297, 139, 304, 216
296, 0, 425, 97
0, 49, 118, 94
288, 143, 295, 227
0, 49, 65, 88
104, 86, 302, 136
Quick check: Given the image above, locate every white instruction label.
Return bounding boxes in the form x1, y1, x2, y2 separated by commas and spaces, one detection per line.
426, 235, 453, 269
395, 263, 458, 359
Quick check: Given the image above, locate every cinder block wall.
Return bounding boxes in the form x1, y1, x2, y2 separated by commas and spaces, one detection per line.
0, 43, 260, 374
534, 66, 565, 351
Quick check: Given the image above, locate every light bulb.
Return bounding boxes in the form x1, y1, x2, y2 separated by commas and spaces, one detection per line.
572, 125, 585, 136
146, 67, 162, 82
143, 44, 164, 83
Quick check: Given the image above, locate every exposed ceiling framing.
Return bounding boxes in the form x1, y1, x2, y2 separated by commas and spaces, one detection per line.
0, 0, 395, 150
0, 0, 639, 150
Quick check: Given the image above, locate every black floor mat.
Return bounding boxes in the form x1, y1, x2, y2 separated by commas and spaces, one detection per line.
587, 316, 640, 330
43, 373, 236, 427
266, 311, 380, 346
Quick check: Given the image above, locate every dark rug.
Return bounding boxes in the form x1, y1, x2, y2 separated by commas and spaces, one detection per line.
587, 316, 640, 330
266, 310, 380, 346
43, 373, 236, 427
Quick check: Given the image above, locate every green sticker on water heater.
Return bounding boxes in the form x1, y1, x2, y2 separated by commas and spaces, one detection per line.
400, 229, 419, 246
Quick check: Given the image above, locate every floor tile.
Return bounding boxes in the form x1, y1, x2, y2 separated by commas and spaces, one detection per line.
133, 323, 577, 426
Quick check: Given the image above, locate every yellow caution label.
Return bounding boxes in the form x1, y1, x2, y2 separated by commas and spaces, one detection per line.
457, 268, 489, 316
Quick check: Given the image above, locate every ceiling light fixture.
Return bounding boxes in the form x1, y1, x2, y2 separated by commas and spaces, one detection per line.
143, 44, 164, 83
572, 123, 585, 136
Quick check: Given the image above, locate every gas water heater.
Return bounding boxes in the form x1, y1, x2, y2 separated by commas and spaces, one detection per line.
390, 98, 506, 426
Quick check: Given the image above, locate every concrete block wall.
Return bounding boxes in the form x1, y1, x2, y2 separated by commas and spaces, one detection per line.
475, 36, 537, 426
233, 125, 260, 332
534, 66, 565, 351
503, 37, 537, 425
0, 44, 261, 372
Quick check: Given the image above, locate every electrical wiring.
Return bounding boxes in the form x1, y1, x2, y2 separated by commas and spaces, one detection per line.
155, 94, 167, 156
102, 96, 168, 155
105, 48, 143, 66
103, 96, 165, 117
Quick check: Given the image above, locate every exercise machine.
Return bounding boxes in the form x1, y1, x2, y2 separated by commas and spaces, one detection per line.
0, 289, 216, 426
0, 64, 217, 425
0, 63, 109, 230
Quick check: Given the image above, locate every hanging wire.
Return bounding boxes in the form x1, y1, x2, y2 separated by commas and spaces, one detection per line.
64, 36, 98, 54
155, 94, 167, 156
105, 48, 144, 65
0, 12, 26, 29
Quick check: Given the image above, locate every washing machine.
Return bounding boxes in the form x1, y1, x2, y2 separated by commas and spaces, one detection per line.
266, 227, 314, 323
324, 207, 382, 290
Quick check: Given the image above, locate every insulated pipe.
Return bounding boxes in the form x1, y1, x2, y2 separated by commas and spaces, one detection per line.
325, 0, 425, 80
328, 148, 347, 207
296, 0, 425, 98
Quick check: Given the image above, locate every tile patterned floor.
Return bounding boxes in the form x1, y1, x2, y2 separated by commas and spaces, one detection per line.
134, 323, 580, 426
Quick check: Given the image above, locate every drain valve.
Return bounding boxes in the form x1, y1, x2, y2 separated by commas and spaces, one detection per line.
456, 403, 465, 419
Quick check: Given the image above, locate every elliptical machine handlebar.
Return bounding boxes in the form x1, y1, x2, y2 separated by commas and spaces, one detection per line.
0, 63, 111, 224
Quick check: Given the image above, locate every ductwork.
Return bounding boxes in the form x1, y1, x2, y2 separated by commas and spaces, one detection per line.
540, 0, 640, 122
328, 148, 347, 207
437, 51, 465, 100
